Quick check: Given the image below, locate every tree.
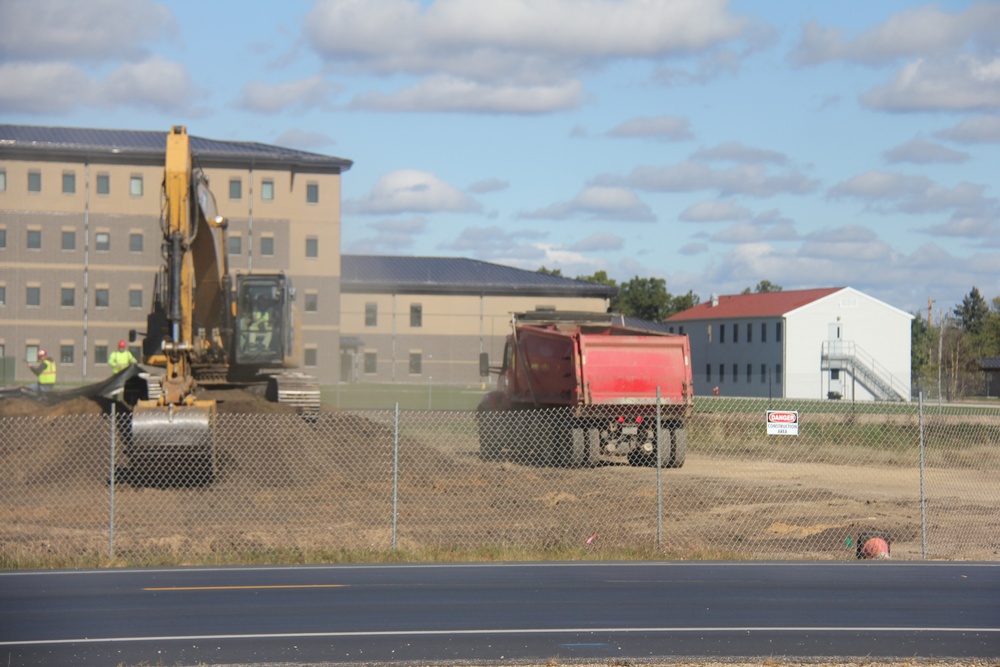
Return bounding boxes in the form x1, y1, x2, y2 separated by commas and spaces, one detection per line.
536, 266, 563, 277
616, 276, 671, 321
667, 290, 700, 318
953, 286, 989, 335
742, 280, 782, 294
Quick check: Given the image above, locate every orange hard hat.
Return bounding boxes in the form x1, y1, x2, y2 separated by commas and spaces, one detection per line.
38, 349, 46, 358
118, 340, 127, 349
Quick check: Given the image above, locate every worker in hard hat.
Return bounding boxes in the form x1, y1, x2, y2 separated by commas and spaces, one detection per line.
27, 349, 57, 392
108, 340, 138, 374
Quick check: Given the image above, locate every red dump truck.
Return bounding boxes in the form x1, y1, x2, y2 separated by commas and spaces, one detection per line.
477, 311, 693, 468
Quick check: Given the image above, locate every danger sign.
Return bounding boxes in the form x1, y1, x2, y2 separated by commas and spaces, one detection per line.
766, 410, 799, 435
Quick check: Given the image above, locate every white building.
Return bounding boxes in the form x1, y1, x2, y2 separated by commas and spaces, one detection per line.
666, 287, 913, 401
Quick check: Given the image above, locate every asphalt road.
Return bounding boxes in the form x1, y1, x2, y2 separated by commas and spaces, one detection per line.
1, 562, 997, 666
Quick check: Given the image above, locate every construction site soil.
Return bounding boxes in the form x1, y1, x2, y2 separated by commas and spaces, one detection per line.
1, 390, 997, 563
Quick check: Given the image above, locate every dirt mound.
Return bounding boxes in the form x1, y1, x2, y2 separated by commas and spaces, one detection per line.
0, 396, 105, 418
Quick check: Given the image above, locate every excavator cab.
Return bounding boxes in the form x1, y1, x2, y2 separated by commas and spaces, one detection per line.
232, 274, 293, 366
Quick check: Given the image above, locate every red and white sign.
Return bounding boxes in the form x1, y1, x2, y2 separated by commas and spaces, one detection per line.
766, 410, 799, 435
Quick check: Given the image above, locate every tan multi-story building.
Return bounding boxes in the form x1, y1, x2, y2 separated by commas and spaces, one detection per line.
0, 125, 352, 385
339, 255, 615, 385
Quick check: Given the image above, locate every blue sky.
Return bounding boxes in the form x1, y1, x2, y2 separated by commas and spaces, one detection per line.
2, 0, 999, 316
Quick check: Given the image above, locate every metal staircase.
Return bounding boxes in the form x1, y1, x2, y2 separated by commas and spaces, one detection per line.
821, 341, 910, 401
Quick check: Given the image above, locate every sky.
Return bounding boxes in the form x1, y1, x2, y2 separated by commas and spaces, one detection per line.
2, 0, 999, 317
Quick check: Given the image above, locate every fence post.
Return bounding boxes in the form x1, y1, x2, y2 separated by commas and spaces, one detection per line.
918, 391, 927, 560
392, 402, 399, 552
656, 386, 662, 548
108, 401, 116, 559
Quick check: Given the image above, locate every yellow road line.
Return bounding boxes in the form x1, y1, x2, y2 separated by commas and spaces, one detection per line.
144, 584, 346, 591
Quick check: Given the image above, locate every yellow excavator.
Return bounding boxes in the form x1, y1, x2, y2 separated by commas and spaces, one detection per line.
127, 126, 318, 485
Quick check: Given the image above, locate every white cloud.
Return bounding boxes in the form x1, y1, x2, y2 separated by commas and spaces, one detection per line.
350, 76, 584, 113
235, 76, 338, 113
306, 0, 752, 113
883, 138, 969, 164
347, 169, 482, 215
829, 170, 999, 222
606, 115, 693, 141
679, 199, 752, 223
936, 114, 1000, 144
521, 186, 655, 222
0, 0, 175, 61
608, 161, 818, 198
0, 62, 93, 113
468, 178, 510, 194
862, 56, 1000, 113
790, 3, 1000, 67
273, 128, 337, 150
100, 57, 199, 112
570, 233, 625, 252
690, 141, 789, 165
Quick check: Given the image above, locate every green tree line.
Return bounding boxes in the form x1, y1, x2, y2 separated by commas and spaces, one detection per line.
539, 268, 999, 399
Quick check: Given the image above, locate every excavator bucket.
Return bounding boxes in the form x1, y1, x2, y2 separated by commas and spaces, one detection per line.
128, 400, 217, 486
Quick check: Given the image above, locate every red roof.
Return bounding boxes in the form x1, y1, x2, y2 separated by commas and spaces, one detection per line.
666, 287, 844, 321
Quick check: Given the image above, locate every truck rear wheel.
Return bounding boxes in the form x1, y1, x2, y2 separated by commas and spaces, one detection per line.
667, 426, 686, 468
475, 405, 504, 461
567, 428, 599, 468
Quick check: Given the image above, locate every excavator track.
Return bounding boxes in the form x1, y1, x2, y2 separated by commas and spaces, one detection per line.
267, 372, 321, 416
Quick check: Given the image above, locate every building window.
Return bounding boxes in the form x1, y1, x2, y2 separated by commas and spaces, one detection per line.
27, 230, 41, 249
364, 302, 377, 327
95, 288, 109, 308
26, 286, 41, 307
719, 364, 725, 382
61, 287, 75, 307
776, 363, 782, 384
229, 178, 242, 200
95, 345, 109, 364
260, 236, 274, 256
364, 351, 377, 374
228, 235, 242, 255
747, 323, 752, 343
410, 303, 422, 328
62, 172, 76, 194
706, 364, 711, 382
719, 324, 725, 343
28, 171, 41, 193
306, 182, 319, 204
61, 230, 76, 251
0, 285, 5, 306
409, 352, 422, 375
746, 364, 752, 383
0, 228, 6, 248
261, 179, 274, 201
304, 348, 318, 367
776, 322, 782, 343
130, 175, 143, 196
304, 293, 318, 312
761, 322, 767, 343
732, 364, 738, 383
60, 345, 74, 364
733, 323, 739, 343
679, 326, 684, 335
95, 232, 110, 252
96, 173, 110, 195
129, 289, 142, 308
129, 233, 143, 252
0, 170, 6, 192
761, 364, 767, 384
305, 236, 318, 258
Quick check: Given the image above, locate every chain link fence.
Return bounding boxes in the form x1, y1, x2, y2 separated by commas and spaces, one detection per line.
1, 395, 998, 566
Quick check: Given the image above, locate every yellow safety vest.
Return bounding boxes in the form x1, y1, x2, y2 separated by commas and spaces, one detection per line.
39, 359, 56, 385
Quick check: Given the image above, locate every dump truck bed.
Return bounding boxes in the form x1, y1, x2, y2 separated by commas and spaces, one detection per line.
579, 333, 689, 405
